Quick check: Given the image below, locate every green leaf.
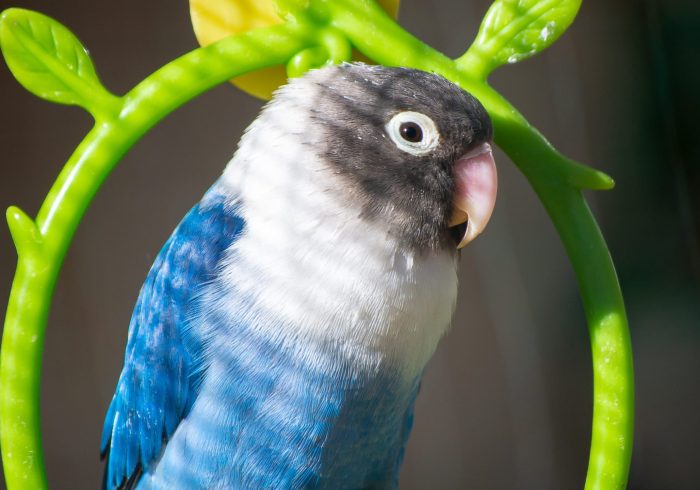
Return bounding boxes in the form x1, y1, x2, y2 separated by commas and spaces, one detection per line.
458, 0, 581, 79
0, 8, 117, 115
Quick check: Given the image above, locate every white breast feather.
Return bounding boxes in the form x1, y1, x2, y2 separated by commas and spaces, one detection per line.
216, 79, 459, 379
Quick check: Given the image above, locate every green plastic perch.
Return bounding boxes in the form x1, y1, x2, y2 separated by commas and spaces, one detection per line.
0, 1, 633, 488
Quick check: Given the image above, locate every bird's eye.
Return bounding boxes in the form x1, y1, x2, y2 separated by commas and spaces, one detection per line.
386, 111, 440, 155
400, 122, 423, 142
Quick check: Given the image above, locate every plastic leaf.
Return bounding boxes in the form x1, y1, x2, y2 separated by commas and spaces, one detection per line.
464, 0, 581, 77
0, 9, 112, 113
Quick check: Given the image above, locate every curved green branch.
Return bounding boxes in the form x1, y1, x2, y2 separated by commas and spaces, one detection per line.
0, 1, 633, 489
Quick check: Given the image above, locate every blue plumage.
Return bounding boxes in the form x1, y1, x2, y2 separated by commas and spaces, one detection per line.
138, 316, 420, 489
101, 183, 244, 488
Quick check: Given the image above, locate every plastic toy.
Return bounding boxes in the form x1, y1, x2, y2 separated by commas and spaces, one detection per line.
0, 1, 633, 489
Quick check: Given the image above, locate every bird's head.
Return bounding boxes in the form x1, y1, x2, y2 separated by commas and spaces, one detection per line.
300, 63, 497, 253
227, 63, 497, 256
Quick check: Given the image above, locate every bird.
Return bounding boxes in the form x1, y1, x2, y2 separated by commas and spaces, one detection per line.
100, 62, 497, 489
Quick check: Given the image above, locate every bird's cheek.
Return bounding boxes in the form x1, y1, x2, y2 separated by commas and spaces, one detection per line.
448, 143, 498, 248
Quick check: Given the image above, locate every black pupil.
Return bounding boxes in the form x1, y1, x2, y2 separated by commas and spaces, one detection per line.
399, 122, 423, 143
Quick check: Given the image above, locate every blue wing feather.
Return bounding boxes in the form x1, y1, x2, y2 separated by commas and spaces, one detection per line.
101, 183, 244, 489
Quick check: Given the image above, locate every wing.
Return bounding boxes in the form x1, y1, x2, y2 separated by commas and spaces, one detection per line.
101, 183, 244, 489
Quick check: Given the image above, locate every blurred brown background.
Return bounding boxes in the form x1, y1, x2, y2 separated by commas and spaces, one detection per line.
1, 0, 698, 488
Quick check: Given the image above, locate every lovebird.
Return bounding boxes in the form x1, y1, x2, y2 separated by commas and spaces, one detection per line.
101, 63, 497, 489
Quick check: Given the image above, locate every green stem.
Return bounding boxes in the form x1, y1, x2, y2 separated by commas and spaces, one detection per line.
1, 22, 311, 489
493, 112, 634, 490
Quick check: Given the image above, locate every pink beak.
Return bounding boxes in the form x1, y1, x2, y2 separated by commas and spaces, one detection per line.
448, 142, 498, 248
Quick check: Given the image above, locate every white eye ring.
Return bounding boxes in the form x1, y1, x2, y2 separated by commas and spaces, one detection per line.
385, 111, 441, 156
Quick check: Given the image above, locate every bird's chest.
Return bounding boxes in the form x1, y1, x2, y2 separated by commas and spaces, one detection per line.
219, 138, 459, 375
220, 212, 459, 377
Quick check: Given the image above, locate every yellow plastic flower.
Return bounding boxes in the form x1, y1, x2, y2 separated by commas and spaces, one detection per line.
190, 0, 400, 99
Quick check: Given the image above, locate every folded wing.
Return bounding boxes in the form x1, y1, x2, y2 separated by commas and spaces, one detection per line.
101, 183, 244, 489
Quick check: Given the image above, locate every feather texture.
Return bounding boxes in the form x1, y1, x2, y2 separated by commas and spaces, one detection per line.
101, 184, 244, 489
137, 318, 422, 489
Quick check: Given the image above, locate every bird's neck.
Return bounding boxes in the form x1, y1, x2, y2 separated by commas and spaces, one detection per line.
216, 116, 458, 380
